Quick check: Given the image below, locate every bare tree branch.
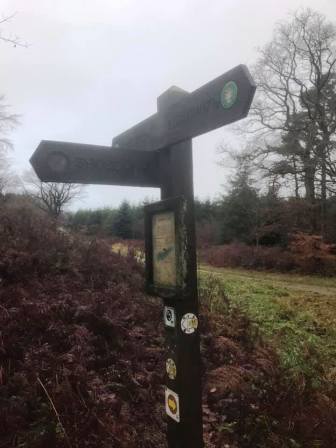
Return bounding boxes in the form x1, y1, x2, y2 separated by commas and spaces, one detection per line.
24, 170, 85, 219
0, 12, 27, 48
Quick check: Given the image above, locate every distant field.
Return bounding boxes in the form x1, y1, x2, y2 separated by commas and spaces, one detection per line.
199, 265, 336, 385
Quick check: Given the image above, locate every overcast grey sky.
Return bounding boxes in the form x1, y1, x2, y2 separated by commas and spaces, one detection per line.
1, 0, 336, 210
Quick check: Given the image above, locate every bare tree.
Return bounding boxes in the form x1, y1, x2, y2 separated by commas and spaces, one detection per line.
0, 12, 27, 47
0, 153, 19, 198
25, 170, 84, 219
0, 96, 18, 152
0, 13, 26, 199
250, 9, 336, 134
0, 97, 19, 199
241, 8, 336, 234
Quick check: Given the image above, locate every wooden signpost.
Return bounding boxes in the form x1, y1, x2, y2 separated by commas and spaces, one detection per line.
30, 64, 256, 448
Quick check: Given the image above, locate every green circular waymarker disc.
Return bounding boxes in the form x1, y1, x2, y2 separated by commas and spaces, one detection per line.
220, 81, 238, 109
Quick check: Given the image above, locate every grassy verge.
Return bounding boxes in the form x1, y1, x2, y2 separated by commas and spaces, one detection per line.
199, 265, 336, 387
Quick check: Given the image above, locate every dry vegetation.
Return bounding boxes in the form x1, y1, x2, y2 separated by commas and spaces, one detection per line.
200, 234, 336, 276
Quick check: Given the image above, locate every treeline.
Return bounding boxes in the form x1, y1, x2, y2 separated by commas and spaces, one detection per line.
67, 201, 145, 239
196, 170, 336, 247
66, 173, 336, 247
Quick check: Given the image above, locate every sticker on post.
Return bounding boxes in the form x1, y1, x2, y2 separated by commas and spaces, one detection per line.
165, 387, 180, 422
164, 306, 176, 328
166, 358, 177, 380
181, 313, 198, 334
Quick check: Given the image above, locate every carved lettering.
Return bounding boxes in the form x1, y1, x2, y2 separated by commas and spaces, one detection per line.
70, 156, 153, 180
167, 96, 220, 131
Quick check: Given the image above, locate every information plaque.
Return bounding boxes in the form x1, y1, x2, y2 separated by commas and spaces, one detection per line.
145, 197, 187, 299
152, 211, 177, 287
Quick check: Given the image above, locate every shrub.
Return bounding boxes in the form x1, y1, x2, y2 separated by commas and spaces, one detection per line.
200, 234, 336, 275
0, 201, 143, 287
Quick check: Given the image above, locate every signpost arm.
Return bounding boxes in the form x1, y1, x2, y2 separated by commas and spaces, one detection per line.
158, 90, 204, 448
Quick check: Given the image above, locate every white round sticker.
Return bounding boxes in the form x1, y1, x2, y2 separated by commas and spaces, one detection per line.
181, 313, 198, 334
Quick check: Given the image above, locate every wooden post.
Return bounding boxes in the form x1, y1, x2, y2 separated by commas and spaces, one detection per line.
157, 89, 204, 448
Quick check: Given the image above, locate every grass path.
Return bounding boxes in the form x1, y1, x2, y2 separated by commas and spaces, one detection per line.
198, 264, 336, 384
199, 265, 336, 294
